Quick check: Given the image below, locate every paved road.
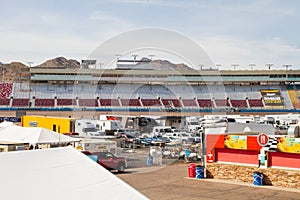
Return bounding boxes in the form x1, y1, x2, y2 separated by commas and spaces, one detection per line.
117, 163, 300, 200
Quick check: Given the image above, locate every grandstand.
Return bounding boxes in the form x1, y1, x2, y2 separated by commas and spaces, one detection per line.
0, 66, 300, 114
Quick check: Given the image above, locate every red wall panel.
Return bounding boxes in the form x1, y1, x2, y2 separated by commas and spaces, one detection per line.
247, 136, 261, 151
206, 134, 224, 152
215, 148, 259, 165
268, 152, 300, 169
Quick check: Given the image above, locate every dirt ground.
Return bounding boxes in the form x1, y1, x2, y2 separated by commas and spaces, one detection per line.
117, 163, 300, 200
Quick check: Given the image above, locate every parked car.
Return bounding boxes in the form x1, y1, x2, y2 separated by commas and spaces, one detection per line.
165, 131, 194, 144
140, 135, 170, 145
120, 134, 142, 148
82, 151, 127, 172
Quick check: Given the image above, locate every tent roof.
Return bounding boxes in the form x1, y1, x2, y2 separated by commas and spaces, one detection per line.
0, 124, 80, 144
0, 147, 148, 200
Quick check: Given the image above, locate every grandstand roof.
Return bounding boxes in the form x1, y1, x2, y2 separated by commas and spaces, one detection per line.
29, 68, 300, 83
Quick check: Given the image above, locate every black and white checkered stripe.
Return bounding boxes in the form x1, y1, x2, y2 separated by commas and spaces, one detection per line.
261, 136, 277, 152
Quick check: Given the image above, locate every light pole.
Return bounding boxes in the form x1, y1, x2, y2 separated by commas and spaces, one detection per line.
249, 64, 256, 70
231, 64, 239, 70
216, 64, 222, 70
283, 64, 292, 79
266, 63, 273, 70
132, 54, 138, 66
98, 63, 104, 69
114, 54, 122, 61
148, 54, 155, 60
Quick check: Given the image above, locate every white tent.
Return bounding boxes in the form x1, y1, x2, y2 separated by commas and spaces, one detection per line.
0, 124, 80, 144
0, 147, 148, 200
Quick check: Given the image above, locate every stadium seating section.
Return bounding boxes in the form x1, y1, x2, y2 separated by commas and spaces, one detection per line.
0, 82, 297, 110
12, 98, 29, 107
120, 99, 141, 107
230, 100, 248, 108
57, 99, 76, 106
141, 99, 162, 107
78, 99, 98, 107
100, 99, 120, 107
182, 99, 198, 107
35, 99, 55, 107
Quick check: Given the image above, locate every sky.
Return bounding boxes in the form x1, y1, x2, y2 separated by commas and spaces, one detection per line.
1, 0, 300, 70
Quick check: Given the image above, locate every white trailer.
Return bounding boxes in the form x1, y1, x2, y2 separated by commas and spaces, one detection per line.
75, 119, 103, 137
76, 138, 118, 155
93, 120, 122, 135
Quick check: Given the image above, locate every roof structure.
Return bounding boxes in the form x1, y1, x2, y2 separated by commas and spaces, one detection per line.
0, 123, 80, 144
0, 146, 148, 200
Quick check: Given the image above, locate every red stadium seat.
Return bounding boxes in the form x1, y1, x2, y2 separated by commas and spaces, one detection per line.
0, 98, 10, 106
248, 99, 264, 107
12, 98, 29, 107
161, 99, 181, 108
230, 100, 248, 108
35, 99, 55, 107
78, 99, 98, 107
120, 99, 141, 107
100, 99, 120, 107
215, 99, 230, 107
57, 99, 76, 106
141, 99, 162, 107
0, 83, 13, 99
182, 99, 198, 107
197, 99, 212, 108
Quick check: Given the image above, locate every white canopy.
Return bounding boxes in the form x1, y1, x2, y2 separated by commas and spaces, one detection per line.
0, 123, 80, 144
0, 147, 148, 200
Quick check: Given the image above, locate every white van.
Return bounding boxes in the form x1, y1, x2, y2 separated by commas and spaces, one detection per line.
152, 126, 173, 136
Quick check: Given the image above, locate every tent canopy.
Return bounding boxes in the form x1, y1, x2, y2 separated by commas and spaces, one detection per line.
0, 123, 80, 144
0, 147, 148, 200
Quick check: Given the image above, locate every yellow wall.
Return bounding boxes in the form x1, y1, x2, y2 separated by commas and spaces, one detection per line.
288, 90, 300, 108
21, 116, 75, 133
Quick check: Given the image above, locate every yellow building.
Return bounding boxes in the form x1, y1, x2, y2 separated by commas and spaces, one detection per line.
21, 115, 76, 134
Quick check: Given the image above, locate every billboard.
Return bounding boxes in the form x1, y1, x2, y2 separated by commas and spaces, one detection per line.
224, 135, 247, 150
260, 89, 284, 107
277, 137, 300, 154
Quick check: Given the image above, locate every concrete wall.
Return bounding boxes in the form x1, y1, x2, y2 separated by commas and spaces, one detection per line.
206, 163, 300, 189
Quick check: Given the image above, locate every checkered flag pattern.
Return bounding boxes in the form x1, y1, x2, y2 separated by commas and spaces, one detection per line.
261, 136, 277, 152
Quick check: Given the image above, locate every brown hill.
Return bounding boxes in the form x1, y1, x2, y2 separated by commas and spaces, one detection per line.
136, 57, 193, 70
0, 62, 29, 82
36, 57, 80, 69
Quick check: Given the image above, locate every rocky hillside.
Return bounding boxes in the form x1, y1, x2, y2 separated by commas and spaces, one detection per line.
136, 57, 193, 70
0, 62, 29, 82
0, 56, 194, 82
36, 57, 80, 69
0, 57, 80, 82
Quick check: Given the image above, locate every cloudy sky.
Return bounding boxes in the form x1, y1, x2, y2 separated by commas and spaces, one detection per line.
1, 0, 300, 70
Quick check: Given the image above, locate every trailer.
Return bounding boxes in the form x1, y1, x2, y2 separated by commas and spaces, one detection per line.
21, 115, 75, 134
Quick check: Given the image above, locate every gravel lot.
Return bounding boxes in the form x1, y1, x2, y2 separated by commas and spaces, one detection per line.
117, 163, 300, 200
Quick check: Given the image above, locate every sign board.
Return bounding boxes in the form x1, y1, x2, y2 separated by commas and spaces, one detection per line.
257, 133, 269, 146
260, 90, 284, 107
206, 150, 214, 163
224, 135, 247, 150
277, 137, 300, 154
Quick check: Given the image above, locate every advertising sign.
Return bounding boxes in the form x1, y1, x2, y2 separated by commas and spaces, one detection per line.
224, 135, 247, 150
277, 137, 300, 154
260, 90, 284, 107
